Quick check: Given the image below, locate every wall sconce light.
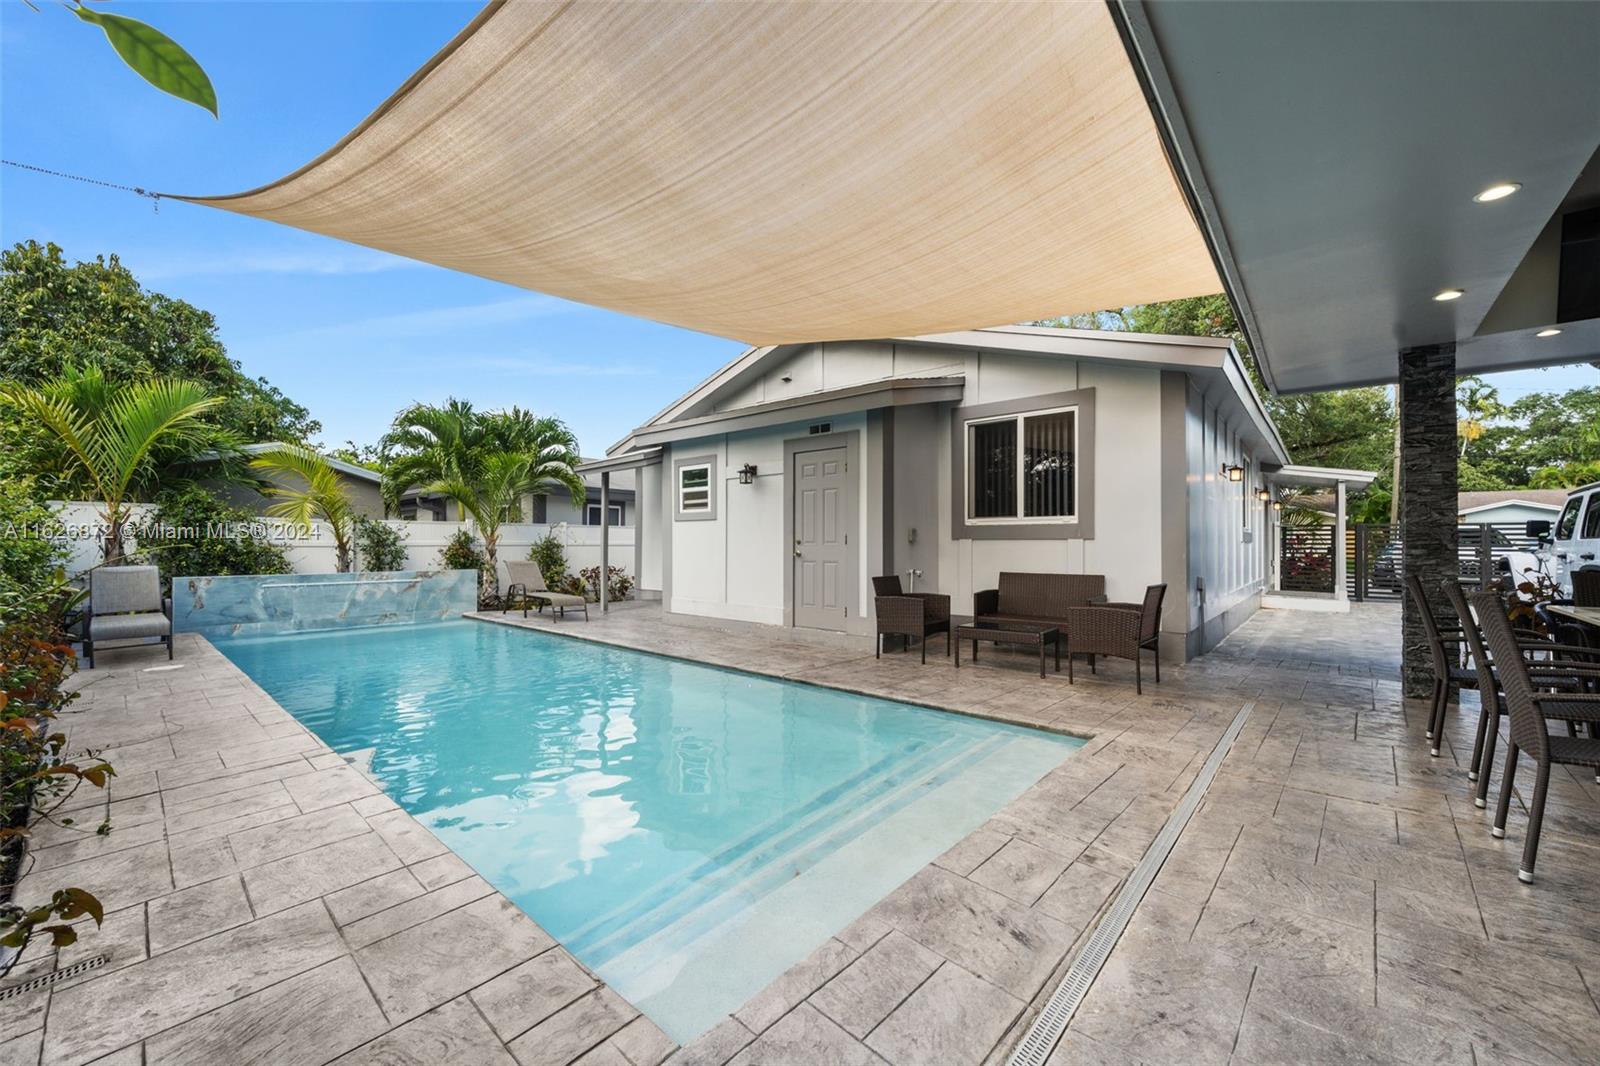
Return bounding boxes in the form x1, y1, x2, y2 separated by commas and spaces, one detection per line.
1256, 488, 1271, 502
1272, 500, 1283, 512
1224, 464, 1244, 482
738, 463, 758, 485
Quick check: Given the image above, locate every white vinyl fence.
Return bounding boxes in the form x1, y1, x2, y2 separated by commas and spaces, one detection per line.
49, 501, 634, 586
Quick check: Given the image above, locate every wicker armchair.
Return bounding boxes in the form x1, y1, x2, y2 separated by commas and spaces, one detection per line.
1446, 580, 1600, 810
1406, 572, 1478, 756
1471, 590, 1600, 884
1059, 584, 1166, 694
1572, 567, 1600, 609
873, 576, 950, 664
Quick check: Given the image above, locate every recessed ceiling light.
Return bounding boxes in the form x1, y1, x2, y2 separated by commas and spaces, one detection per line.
1473, 182, 1521, 203
1433, 288, 1465, 302
1536, 328, 1562, 338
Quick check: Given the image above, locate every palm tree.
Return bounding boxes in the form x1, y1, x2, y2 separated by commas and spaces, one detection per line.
1456, 376, 1505, 457
381, 400, 583, 600
1, 365, 221, 564
249, 445, 356, 573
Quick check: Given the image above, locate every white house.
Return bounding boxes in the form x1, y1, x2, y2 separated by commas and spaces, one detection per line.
1455, 490, 1567, 528
588, 326, 1291, 661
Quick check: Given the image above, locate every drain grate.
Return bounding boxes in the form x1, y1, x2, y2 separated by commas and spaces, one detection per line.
1005, 700, 1256, 1066
0, 954, 111, 999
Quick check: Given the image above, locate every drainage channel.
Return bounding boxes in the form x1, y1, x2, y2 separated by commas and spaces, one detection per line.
1005, 699, 1256, 1066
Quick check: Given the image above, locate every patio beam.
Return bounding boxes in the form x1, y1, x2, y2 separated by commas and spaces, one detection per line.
600, 471, 610, 613
1399, 342, 1457, 697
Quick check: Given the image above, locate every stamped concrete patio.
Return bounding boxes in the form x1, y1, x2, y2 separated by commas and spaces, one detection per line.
5, 602, 1597, 1065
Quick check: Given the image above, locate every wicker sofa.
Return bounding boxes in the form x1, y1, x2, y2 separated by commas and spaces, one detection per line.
973, 572, 1107, 626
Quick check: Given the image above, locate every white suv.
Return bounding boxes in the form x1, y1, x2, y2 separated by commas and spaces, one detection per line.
1542, 481, 1600, 596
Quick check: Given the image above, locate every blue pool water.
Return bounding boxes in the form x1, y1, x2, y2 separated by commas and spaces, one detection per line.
215, 620, 1080, 1041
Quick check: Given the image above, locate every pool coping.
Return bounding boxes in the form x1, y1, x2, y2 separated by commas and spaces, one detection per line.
18, 611, 1219, 1066
466, 609, 1097, 743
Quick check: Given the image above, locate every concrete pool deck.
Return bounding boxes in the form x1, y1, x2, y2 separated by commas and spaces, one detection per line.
7, 602, 1598, 1065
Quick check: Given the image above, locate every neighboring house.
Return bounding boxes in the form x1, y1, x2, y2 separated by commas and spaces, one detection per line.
1455, 490, 1567, 528
595, 325, 1291, 660
212, 444, 389, 519
527, 467, 635, 528
1292, 489, 1567, 529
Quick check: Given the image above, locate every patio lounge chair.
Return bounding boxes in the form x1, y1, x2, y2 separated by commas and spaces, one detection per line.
1471, 590, 1600, 883
1059, 584, 1166, 695
872, 576, 950, 663
85, 565, 172, 669
503, 560, 589, 621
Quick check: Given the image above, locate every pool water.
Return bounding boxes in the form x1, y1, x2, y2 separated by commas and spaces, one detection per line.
215, 620, 1080, 1041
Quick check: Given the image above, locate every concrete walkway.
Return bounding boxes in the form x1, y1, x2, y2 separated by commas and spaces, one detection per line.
4, 603, 1596, 1065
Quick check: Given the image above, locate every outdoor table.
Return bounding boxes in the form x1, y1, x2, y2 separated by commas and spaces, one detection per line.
955, 620, 1066, 680
1548, 604, 1600, 630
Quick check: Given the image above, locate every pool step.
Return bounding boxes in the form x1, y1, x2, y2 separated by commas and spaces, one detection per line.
572, 732, 1012, 967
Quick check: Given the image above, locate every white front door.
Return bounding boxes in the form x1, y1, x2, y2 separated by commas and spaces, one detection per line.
793, 446, 851, 630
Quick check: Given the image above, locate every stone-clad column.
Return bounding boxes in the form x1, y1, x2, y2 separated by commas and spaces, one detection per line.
1399, 343, 1457, 696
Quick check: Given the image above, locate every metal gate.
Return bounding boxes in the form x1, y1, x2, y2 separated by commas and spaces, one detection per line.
1280, 525, 1335, 593
1348, 522, 1543, 601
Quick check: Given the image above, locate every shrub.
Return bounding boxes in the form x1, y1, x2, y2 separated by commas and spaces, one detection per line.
579, 565, 633, 603
439, 529, 485, 572
354, 517, 407, 572
528, 532, 568, 590
0, 478, 66, 597
0, 599, 112, 978
138, 485, 291, 585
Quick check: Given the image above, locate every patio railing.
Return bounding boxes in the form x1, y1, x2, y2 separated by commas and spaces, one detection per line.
1348, 522, 1544, 601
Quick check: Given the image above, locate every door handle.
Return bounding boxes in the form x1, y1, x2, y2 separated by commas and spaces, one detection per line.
794, 550, 802, 558
1556, 552, 1568, 559
1582, 553, 1596, 561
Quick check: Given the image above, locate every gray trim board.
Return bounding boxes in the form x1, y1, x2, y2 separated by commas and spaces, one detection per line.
672, 453, 718, 522
1159, 371, 1191, 654
949, 388, 1096, 541
880, 408, 895, 579
631, 377, 964, 447
782, 429, 863, 634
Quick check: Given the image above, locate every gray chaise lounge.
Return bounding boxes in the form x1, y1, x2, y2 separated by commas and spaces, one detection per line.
504, 560, 590, 621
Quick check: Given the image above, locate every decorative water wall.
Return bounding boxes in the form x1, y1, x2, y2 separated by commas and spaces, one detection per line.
171, 569, 477, 638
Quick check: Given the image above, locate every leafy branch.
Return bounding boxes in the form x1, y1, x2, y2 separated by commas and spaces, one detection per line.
38, 1, 218, 116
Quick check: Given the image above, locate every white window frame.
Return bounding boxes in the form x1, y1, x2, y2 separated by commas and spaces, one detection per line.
963, 404, 1078, 526
677, 462, 712, 515
585, 502, 624, 527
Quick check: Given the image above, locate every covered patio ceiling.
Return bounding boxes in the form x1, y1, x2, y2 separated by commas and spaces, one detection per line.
1118, 0, 1600, 393
184, 1, 1221, 345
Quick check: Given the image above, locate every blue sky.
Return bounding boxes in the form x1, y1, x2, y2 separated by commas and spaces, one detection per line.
2, 2, 1592, 456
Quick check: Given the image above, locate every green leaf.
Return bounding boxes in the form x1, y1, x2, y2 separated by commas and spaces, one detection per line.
74, 5, 217, 117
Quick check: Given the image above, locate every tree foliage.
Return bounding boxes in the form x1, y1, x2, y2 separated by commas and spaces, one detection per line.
249, 445, 357, 573
1035, 295, 1396, 474
0, 365, 224, 564
139, 485, 291, 582
0, 241, 320, 448
1461, 384, 1600, 488
381, 401, 584, 601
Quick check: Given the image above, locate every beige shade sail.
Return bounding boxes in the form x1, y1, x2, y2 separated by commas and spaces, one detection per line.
187, 1, 1220, 344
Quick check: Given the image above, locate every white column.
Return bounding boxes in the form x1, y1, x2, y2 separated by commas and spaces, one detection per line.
1334, 479, 1348, 601
600, 471, 610, 613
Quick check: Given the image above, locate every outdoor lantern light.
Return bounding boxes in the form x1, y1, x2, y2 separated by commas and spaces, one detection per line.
1224, 464, 1243, 482
1272, 500, 1283, 512
738, 463, 758, 485
1257, 488, 1271, 502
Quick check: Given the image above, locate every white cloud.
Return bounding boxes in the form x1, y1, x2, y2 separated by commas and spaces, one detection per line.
131, 246, 419, 280
263, 295, 575, 343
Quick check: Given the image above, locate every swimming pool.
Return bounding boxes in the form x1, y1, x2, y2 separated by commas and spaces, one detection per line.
215, 619, 1080, 1042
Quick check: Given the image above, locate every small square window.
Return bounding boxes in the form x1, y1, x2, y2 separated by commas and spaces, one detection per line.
678, 463, 711, 513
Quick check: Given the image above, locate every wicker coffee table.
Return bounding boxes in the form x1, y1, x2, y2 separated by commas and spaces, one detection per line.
955, 620, 1067, 680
